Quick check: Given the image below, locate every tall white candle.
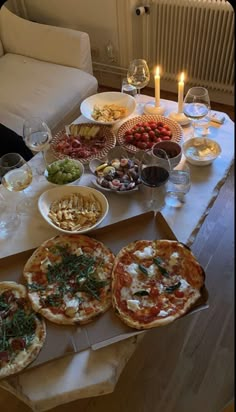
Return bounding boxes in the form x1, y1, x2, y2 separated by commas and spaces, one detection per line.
155, 66, 160, 107
178, 72, 185, 113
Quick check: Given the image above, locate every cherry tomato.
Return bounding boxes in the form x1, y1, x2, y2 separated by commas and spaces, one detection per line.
148, 130, 155, 139
137, 141, 147, 149
134, 133, 141, 140
141, 132, 149, 141
162, 135, 171, 140
125, 135, 133, 143
175, 290, 184, 298
150, 305, 160, 315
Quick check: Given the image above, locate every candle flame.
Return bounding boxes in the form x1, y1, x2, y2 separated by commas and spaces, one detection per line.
180, 72, 185, 82
155, 66, 160, 76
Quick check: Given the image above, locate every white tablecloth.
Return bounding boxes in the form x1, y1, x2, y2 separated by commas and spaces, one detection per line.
0, 97, 234, 411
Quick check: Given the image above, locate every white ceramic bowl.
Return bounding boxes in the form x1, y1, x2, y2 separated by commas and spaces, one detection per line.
38, 186, 109, 234
183, 137, 221, 166
80, 92, 136, 125
44, 158, 84, 185
152, 140, 182, 169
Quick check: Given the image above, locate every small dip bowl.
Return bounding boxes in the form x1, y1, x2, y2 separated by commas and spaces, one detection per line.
183, 137, 221, 166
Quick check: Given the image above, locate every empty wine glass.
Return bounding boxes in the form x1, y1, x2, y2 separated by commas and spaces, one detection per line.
139, 149, 171, 213
183, 87, 211, 137
0, 153, 35, 216
23, 117, 52, 173
127, 59, 150, 110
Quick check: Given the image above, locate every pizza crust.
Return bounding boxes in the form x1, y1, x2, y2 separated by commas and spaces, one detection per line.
0, 281, 46, 379
112, 239, 205, 330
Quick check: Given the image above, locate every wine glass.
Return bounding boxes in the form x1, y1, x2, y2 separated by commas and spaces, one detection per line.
183, 87, 211, 137
127, 59, 150, 109
0, 153, 35, 216
139, 149, 171, 213
23, 117, 52, 174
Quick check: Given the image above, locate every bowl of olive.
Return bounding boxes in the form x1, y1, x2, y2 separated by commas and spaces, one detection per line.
44, 158, 84, 185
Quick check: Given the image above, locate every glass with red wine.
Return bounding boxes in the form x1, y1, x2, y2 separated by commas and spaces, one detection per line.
139, 149, 171, 212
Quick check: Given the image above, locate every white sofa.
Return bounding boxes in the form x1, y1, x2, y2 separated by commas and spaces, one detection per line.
0, 4, 98, 136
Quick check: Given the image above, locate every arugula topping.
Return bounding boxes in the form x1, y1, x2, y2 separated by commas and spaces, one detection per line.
153, 257, 170, 277
28, 283, 46, 292
138, 264, 149, 276
0, 308, 36, 352
40, 245, 107, 301
0, 296, 9, 311
165, 281, 181, 293
133, 290, 150, 296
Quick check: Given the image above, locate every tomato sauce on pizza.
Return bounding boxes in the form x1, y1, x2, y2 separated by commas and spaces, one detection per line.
112, 240, 205, 329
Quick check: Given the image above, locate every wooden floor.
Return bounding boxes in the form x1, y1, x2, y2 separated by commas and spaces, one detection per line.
0, 94, 234, 412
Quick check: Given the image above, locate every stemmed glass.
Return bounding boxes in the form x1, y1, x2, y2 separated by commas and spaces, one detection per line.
0, 153, 34, 217
139, 149, 171, 213
127, 59, 150, 109
23, 117, 52, 173
183, 87, 211, 137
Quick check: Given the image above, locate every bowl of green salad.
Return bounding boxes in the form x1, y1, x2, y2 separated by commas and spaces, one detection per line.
44, 158, 84, 185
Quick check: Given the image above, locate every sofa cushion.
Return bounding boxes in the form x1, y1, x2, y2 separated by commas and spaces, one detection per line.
0, 53, 98, 136
0, 6, 93, 74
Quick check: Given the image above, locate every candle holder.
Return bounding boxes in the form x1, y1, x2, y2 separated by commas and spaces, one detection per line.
144, 101, 166, 115
168, 111, 190, 125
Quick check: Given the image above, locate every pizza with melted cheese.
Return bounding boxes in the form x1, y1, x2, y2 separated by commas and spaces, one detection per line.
23, 235, 115, 325
112, 240, 205, 329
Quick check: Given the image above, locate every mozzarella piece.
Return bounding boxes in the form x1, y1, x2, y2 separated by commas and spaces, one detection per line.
147, 264, 157, 277
120, 287, 130, 300
169, 251, 180, 267
133, 246, 154, 259
73, 247, 83, 256
125, 263, 140, 276
127, 299, 141, 311
159, 310, 169, 317
179, 278, 190, 291
64, 296, 79, 317
40, 256, 52, 272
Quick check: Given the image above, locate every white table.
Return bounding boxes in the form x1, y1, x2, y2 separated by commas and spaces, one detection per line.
0, 97, 234, 411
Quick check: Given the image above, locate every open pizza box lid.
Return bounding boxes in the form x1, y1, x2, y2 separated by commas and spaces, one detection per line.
0, 211, 209, 373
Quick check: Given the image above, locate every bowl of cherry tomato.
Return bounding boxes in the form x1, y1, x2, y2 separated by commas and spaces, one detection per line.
116, 115, 183, 154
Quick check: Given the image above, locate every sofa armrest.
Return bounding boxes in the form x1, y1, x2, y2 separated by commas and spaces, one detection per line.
0, 6, 93, 74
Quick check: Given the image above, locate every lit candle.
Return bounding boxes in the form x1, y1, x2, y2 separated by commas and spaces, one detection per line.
155, 66, 160, 107
178, 72, 185, 113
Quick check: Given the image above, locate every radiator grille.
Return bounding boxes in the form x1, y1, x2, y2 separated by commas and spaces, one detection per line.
147, 0, 234, 94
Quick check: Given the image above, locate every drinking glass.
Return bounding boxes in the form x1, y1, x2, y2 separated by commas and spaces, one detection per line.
165, 163, 191, 208
0, 193, 20, 237
183, 87, 210, 137
127, 59, 150, 109
121, 78, 137, 97
0, 153, 34, 215
139, 149, 171, 212
23, 117, 52, 173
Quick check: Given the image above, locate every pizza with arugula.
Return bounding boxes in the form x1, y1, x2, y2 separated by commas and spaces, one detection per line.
23, 235, 115, 325
0, 281, 46, 379
112, 240, 205, 329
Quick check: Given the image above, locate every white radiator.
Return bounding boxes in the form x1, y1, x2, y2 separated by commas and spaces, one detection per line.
144, 0, 234, 96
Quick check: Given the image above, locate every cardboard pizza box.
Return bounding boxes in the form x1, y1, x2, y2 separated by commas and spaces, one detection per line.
0, 211, 209, 373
